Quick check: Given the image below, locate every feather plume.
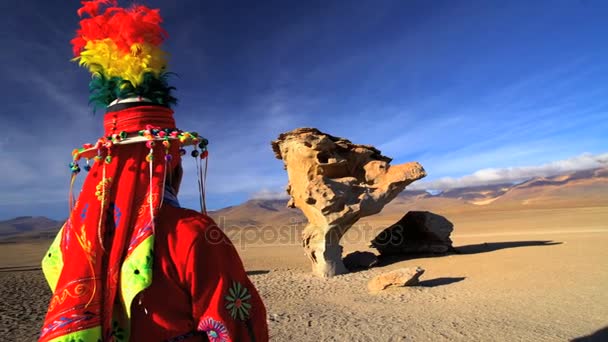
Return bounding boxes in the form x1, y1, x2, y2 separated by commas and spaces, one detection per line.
75, 39, 166, 86
72, 0, 176, 108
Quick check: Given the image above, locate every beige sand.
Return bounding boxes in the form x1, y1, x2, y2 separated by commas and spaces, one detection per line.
1, 206, 607, 341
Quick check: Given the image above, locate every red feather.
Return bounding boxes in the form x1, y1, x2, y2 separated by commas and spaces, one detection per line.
72, 0, 167, 56
77, 0, 117, 17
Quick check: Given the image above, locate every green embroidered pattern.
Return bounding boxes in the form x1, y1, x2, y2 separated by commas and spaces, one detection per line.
120, 235, 154, 318
225, 281, 252, 321
48, 326, 102, 342
42, 225, 65, 292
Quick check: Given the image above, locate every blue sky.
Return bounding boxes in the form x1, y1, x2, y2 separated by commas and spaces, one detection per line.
1, 0, 607, 220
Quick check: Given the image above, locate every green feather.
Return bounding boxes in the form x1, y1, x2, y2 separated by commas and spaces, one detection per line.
86, 68, 178, 111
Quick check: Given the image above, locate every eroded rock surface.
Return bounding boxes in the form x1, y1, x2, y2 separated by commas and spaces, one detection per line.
271, 128, 426, 277
367, 267, 425, 293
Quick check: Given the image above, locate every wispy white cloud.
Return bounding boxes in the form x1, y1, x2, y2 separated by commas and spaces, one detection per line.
409, 152, 608, 190
250, 188, 290, 200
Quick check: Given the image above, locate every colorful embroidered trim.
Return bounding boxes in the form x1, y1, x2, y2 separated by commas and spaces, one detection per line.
68, 126, 210, 214
198, 317, 230, 342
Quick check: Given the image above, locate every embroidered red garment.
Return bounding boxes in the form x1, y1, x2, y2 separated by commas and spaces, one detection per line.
40, 105, 268, 342
130, 205, 269, 342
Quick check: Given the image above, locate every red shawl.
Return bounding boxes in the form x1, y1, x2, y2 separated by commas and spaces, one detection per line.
40, 105, 181, 341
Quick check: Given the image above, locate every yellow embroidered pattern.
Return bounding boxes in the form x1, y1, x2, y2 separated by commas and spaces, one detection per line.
48, 282, 92, 312
74, 224, 97, 308
95, 177, 113, 202
75, 224, 96, 263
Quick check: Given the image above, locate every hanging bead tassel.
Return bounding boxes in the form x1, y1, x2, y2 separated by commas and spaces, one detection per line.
191, 146, 204, 213
68, 162, 81, 213
97, 155, 108, 253
97, 147, 109, 254
160, 140, 171, 208
201, 149, 208, 214
146, 140, 156, 235
198, 139, 209, 215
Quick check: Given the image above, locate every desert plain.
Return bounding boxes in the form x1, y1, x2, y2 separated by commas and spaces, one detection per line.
1, 169, 607, 341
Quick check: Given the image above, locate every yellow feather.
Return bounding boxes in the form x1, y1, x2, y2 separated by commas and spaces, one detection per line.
77, 39, 167, 86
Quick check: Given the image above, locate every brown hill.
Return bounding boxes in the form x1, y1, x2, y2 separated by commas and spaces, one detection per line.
0, 216, 61, 242
208, 199, 305, 229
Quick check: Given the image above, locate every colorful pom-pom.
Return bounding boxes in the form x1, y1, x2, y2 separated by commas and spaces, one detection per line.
179, 148, 186, 156
146, 141, 155, 149
84, 165, 92, 172
201, 150, 209, 159
191, 150, 199, 158
105, 155, 112, 164
164, 154, 173, 162
146, 154, 154, 162
162, 140, 171, 148
120, 131, 128, 139
70, 162, 81, 173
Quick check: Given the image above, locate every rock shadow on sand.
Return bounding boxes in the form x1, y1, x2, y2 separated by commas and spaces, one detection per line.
246, 270, 270, 276
376, 240, 562, 268
571, 326, 608, 342
456, 240, 562, 254
418, 277, 465, 287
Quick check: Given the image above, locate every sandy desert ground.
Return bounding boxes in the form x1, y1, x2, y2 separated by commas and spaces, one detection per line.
1, 203, 607, 341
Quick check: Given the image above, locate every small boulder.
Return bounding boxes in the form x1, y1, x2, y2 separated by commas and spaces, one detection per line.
367, 267, 425, 293
343, 251, 378, 271
371, 211, 454, 256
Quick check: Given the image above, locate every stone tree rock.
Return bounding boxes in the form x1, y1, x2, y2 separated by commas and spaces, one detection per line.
371, 211, 454, 256
271, 128, 426, 277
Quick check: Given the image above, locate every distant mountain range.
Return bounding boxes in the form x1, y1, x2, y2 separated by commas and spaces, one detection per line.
2, 167, 607, 242
208, 167, 608, 227
0, 216, 62, 242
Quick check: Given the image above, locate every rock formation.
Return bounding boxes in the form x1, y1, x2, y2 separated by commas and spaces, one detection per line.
371, 211, 454, 255
271, 128, 426, 277
367, 267, 425, 293
343, 251, 378, 271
